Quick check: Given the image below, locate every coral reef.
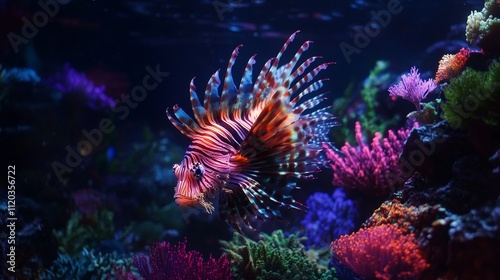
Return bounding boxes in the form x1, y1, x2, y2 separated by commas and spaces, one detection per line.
418, 197, 500, 279
465, 0, 500, 55
53, 210, 115, 255
323, 122, 413, 195
220, 230, 336, 280
435, 48, 471, 84
392, 116, 500, 278
332, 61, 399, 144
358, 61, 399, 138
44, 64, 115, 110
120, 239, 231, 280
362, 199, 446, 236
331, 224, 429, 280
301, 188, 359, 248
441, 61, 500, 131
0, 65, 41, 84
43, 249, 137, 280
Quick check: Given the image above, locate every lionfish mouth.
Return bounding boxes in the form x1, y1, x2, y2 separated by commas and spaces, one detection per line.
175, 194, 216, 214
175, 195, 200, 208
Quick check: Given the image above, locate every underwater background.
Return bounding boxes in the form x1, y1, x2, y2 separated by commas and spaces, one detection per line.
1, 0, 500, 279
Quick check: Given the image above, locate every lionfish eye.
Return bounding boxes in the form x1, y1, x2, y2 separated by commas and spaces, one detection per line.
190, 162, 204, 180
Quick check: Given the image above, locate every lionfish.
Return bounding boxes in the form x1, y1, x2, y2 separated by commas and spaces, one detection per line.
167, 31, 335, 232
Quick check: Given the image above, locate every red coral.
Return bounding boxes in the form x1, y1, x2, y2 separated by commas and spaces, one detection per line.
118, 239, 232, 280
323, 122, 414, 195
435, 48, 471, 84
331, 224, 429, 280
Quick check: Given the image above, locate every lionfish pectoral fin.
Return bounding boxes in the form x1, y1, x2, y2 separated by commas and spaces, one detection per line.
200, 200, 215, 214
223, 162, 307, 231
219, 188, 257, 233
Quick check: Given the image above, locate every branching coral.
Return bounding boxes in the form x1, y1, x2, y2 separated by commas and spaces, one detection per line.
45, 64, 115, 110
220, 230, 336, 280
43, 249, 137, 280
123, 239, 231, 280
331, 224, 429, 280
441, 61, 500, 129
53, 210, 115, 255
301, 188, 359, 248
0, 66, 40, 84
323, 122, 413, 195
332, 60, 398, 144
388, 66, 436, 112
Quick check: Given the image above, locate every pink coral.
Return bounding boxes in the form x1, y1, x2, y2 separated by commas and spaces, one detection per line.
323, 122, 414, 195
331, 224, 429, 280
119, 240, 232, 280
388, 67, 436, 112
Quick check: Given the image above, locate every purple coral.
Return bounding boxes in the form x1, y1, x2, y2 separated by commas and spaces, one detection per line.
120, 239, 232, 280
388, 66, 436, 112
45, 64, 115, 110
301, 188, 359, 248
323, 122, 414, 195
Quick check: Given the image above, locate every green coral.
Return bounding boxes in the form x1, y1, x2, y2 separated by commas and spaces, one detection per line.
465, 0, 500, 47
358, 60, 399, 137
220, 230, 336, 280
441, 61, 500, 129
407, 101, 439, 125
43, 249, 138, 280
332, 60, 398, 144
131, 202, 186, 247
53, 210, 116, 255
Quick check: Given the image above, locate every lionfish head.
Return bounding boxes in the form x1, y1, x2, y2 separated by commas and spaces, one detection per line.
172, 157, 217, 214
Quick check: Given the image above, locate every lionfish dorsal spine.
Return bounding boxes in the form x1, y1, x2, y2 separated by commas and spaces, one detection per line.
189, 78, 207, 127
203, 70, 221, 121
234, 55, 256, 117
220, 45, 241, 119
250, 58, 273, 114
275, 40, 312, 90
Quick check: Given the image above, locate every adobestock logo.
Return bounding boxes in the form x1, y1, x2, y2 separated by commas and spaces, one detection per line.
7, 0, 71, 54
51, 64, 169, 183
213, 0, 242, 21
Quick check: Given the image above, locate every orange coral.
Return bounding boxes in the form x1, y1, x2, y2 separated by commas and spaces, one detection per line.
435, 48, 470, 83
331, 224, 429, 280
363, 199, 440, 235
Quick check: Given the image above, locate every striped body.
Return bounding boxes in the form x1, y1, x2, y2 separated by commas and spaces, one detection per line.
167, 31, 335, 232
